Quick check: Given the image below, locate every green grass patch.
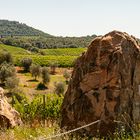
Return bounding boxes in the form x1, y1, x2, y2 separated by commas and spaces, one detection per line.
0, 44, 86, 67
42, 47, 86, 56
14, 55, 77, 67
0, 44, 29, 55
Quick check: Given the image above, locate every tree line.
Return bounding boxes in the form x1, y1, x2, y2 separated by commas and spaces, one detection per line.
0, 35, 96, 51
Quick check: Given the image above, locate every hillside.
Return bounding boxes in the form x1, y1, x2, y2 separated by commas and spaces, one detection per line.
0, 44, 30, 55
0, 20, 51, 37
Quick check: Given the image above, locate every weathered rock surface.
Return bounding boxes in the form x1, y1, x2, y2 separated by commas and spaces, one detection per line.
61, 31, 140, 136
0, 87, 22, 128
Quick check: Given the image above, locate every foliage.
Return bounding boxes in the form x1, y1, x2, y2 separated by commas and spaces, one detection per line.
5, 76, 19, 90
10, 88, 28, 104
0, 125, 59, 140
0, 20, 51, 37
21, 58, 32, 72
0, 45, 86, 67
0, 63, 16, 84
42, 47, 86, 56
0, 124, 139, 140
36, 82, 47, 90
41, 67, 50, 85
0, 35, 94, 49
13, 93, 64, 122
0, 50, 13, 64
28, 47, 39, 53
30, 64, 41, 80
0, 44, 29, 55
49, 61, 58, 74
54, 82, 65, 95
63, 70, 70, 83
14, 55, 76, 67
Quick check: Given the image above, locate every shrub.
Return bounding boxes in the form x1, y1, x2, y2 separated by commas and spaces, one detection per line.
21, 58, 32, 72
0, 51, 13, 64
41, 67, 50, 85
49, 62, 58, 74
39, 50, 46, 55
30, 64, 41, 80
13, 93, 64, 122
54, 82, 65, 95
36, 82, 47, 90
63, 70, 70, 84
28, 47, 39, 53
10, 88, 28, 104
5, 76, 19, 91
0, 63, 16, 84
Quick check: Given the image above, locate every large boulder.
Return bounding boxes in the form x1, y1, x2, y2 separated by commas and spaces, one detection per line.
61, 31, 140, 136
0, 87, 22, 128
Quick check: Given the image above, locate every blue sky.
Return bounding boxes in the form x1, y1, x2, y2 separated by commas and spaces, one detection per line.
0, 0, 140, 37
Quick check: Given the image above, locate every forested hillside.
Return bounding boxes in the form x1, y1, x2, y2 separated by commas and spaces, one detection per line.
0, 20, 51, 37
0, 20, 97, 49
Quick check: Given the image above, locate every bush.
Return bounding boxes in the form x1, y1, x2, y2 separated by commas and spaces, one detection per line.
28, 47, 39, 53
13, 93, 64, 122
54, 82, 65, 95
0, 51, 13, 64
41, 67, 50, 85
63, 70, 70, 84
14, 55, 77, 67
10, 88, 28, 104
49, 62, 58, 74
30, 64, 41, 80
0, 63, 16, 84
5, 76, 19, 90
21, 58, 32, 72
36, 82, 47, 90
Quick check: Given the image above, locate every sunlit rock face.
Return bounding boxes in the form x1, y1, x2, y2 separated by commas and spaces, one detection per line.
0, 87, 22, 129
61, 31, 140, 136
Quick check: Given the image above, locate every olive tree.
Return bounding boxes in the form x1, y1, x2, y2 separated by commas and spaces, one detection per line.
0, 51, 13, 64
54, 82, 65, 95
21, 58, 32, 72
63, 70, 70, 84
41, 67, 50, 85
49, 62, 58, 74
5, 77, 19, 91
30, 64, 41, 80
0, 63, 16, 84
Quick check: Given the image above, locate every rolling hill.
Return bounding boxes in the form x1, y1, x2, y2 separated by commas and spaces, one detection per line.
0, 19, 97, 49
0, 20, 51, 37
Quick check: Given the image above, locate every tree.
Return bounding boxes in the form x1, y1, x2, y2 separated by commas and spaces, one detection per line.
0, 63, 16, 84
41, 67, 50, 85
63, 70, 70, 84
50, 62, 58, 74
30, 64, 41, 80
5, 77, 19, 91
54, 82, 65, 95
21, 58, 32, 72
0, 51, 13, 64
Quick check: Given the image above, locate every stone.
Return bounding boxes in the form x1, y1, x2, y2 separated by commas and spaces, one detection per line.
0, 87, 22, 129
61, 31, 140, 136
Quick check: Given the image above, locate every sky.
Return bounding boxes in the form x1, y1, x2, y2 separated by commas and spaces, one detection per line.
0, 0, 140, 37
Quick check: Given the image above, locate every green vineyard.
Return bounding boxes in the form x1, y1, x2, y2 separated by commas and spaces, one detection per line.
0, 44, 86, 67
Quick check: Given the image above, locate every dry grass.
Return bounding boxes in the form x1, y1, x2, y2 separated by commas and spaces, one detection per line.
16, 67, 70, 99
